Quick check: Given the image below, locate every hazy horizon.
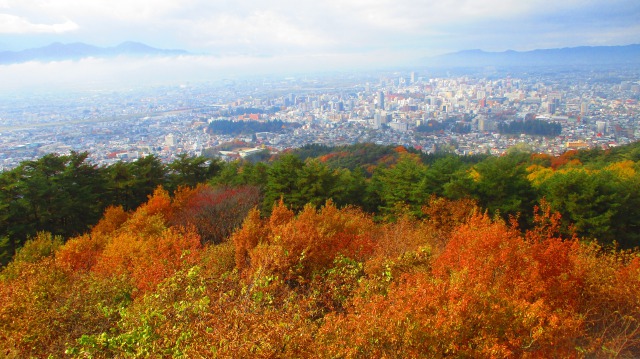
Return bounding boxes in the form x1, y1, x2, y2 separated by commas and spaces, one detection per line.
2, 1, 639, 54
1, 0, 639, 91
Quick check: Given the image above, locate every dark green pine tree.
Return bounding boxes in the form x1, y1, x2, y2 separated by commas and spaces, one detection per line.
263, 154, 304, 213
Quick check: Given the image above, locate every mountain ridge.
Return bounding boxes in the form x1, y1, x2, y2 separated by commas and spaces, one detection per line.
425, 44, 640, 68
0, 41, 189, 64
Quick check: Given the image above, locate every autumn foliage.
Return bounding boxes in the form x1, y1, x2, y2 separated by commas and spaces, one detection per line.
2, 185, 640, 357
233, 199, 376, 281
171, 184, 260, 244
317, 205, 640, 358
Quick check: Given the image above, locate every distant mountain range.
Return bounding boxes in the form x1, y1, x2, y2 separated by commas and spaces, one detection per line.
425, 44, 640, 68
0, 41, 189, 64
4, 42, 639, 68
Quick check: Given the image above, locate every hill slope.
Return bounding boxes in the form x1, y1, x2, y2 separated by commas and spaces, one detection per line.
0, 41, 189, 64
425, 44, 640, 68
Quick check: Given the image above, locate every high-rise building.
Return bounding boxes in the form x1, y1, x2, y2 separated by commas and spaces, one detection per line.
477, 117, 496, 132
580, 102, 589, 116
377, 91, 385, 110
373, 112, 382, 129
478, 116, 486, 131
286, 93, 296, 106
165, 133, 175, 147
389, 121, 408, 132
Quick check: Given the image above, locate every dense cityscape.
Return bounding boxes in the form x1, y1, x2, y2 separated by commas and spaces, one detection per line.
1, 66, 639, 170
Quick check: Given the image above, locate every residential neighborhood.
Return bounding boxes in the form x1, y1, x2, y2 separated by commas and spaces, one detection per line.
1, 66, 639, 170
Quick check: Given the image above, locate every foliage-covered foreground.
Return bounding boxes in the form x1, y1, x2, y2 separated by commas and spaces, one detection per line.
2, 186, 639, 358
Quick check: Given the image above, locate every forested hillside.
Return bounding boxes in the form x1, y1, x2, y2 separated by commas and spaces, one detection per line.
2, 142, 640, 357
208, 119, 298, 136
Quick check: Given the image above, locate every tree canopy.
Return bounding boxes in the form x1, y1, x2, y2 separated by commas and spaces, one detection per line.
2, 142, 640, 356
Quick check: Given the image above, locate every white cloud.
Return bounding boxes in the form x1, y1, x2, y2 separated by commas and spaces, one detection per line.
3, 0, 189, 21
184, 11, 334, 53
0, 14, 78, 34
0, 0, 638, 59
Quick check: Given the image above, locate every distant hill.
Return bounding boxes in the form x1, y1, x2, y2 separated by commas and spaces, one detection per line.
0, 41, 189, 64
425, 44, 640, 68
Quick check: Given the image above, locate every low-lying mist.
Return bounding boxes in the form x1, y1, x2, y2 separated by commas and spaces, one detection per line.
0, 51, 411, 94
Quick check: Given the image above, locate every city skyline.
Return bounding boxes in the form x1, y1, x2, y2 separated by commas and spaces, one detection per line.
2, 66, 638, 171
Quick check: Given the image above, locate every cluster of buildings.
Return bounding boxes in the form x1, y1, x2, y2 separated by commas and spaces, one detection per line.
0, 67, 639, 171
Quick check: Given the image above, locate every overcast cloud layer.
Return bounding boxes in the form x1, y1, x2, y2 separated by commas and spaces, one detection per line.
0, 0, 639, 90
2, 0, 639, 55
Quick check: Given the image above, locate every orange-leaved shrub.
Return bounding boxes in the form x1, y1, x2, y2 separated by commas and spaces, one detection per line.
92, 215, 202, 293
233, 200, 376, 283
1, 245, 132, 357
317, 204, 640, 358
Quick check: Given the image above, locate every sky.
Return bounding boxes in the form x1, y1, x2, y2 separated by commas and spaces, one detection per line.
0, 0, 639, 90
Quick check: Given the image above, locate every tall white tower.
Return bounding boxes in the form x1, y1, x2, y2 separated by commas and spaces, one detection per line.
165, 133, 175, 147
